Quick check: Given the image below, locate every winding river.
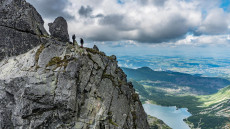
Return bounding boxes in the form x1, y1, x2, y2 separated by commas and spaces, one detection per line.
143, 104, 192, 129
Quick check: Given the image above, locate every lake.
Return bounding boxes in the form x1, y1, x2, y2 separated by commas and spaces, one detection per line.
143, 104, 192, 129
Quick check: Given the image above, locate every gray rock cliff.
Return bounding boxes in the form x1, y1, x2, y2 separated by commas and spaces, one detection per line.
0, 0, 48, 61
0, 0, 48, 35
0, 41, 150, 129
48, 17, 69, 42
0, 0, 150, 129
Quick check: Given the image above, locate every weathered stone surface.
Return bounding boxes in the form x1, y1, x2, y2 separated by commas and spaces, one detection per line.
0, 42, 150, 129
48, 17, 69, 42
0, 0, 48, 36
0, 26, 40, 60
0, 0, 48, 61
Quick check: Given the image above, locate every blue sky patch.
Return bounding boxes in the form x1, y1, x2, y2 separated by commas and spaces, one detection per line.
117, 0, 125, 4
220, 0, 230, 11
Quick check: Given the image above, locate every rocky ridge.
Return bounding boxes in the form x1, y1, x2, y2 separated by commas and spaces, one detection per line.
0, 0, 150, 128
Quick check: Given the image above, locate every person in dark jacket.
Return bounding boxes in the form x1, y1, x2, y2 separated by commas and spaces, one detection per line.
80, 38, 84, 48
72, 34, 76, 44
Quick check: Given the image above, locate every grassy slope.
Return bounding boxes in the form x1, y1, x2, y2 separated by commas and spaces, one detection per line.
148, 115, 172, 129
198, 86, 230, 107
129, 78, 230, 129
122, 67, 230, 128
122, 67, 230, 95
190, 86, 230, 129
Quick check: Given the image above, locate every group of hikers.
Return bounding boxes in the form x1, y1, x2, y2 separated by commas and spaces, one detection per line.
67, 34, 87, 56
72, 34, 84, 48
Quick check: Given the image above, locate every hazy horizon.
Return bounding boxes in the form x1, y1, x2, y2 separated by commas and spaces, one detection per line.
26, 0, 230, 78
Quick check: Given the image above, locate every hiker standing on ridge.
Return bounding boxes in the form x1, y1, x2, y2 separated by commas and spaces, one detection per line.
80, 38, 84, 48
72, 34, 76, 44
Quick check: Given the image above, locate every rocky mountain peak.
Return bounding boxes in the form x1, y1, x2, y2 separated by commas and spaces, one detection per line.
48, 17, 69, 42
0, 41, 150, 128
0, 0, 150, 129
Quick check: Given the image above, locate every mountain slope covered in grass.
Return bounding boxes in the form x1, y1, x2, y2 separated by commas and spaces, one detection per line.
198, 85, 230, 107
133, 80, 230, 129
122, 67, 230, 95
123, 67, 230, 129
188, 86, 230, 129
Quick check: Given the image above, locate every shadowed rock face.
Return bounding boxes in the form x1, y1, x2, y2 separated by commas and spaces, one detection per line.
0, 0, 48, 35
93, 45, 99, 51
0, 0, 150, 128
0, 0, 48, 61
0, 26, 41, 60
48, 17, 69, 42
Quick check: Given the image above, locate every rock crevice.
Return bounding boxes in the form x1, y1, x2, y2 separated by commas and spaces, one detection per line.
0, 0, 48, 61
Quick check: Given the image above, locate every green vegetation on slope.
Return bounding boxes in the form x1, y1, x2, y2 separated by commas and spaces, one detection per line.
122, 67, 230, 95
148, 115, 172, 129
133, 80, 230, 129
124, 67, 230, 129
198, 86, 230, 107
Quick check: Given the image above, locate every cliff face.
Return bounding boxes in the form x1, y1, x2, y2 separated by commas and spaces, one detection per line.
0, 0, 48, 61
0, 0, 149, 129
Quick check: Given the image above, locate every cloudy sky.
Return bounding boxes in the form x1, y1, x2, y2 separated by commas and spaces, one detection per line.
27, 0, 230, 54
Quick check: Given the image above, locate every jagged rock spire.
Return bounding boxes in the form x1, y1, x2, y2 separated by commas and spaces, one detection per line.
48, 17, 69, 42
93, 45, 99, 51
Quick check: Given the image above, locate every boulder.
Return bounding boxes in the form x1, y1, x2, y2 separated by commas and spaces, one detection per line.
93, 45, 99, 51
48, 17, 69, 42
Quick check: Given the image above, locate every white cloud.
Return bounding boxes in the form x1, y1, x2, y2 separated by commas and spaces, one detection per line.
197, 8, 230, 35
28, 0, 230, 45
171, 34, 230, 47
64, 0, 204, 43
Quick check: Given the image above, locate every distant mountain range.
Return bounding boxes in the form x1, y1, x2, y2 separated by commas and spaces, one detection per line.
122, 67, 230, 95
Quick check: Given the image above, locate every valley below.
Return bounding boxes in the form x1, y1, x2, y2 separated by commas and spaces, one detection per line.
122, 67, 230, 129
